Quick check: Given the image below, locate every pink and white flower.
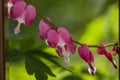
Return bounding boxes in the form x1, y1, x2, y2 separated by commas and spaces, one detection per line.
10, 1, 36, 34
7, 0, 23, 15
97, 42, 117, 69
39, 18, 53, 40
78, 44, 96, 75
39, 19, 76, 65
47, 27, 76, 65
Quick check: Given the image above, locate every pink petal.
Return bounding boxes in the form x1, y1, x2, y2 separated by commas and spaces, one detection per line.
112, 47, 116, 52
78, 44, 89, 62
87, 52, 96, 75
39, 18, 53, 40
47, 30, 59, 48
89, 51, 94, 62
112, 47, 119, 54
78, 44, 96, 75
97, 42, 107, 55
24, 5, 36, 25
57, 27, 72, 43
12, 0, 23, 4
65, 42, 76, 54
10, 1, 26, 19
56, 46, 63, 57
88, 62, 96, 76
105, 52, 117, 69
105, 52, 113, 61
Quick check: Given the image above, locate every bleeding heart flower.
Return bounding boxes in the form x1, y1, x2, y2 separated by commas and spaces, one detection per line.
105, 52, 117, 69
47, 27, 76, 65
39, 18, 53, 40
97, 42, 107, 55
112, 47, 119, 54
47, 29, 59, 47
7, 0, 23, 15
10, 1, 36, 34
97, 42, 117, 69
10, 1, 26, 19
56, 42, 76, 65
78, 44, 96, 76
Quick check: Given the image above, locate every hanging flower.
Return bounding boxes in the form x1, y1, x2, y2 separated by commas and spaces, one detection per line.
78, 44, 96, 76
97, 42, 107, 55
39, 18, 53, 40
10, 1, 26, 19
112, 47, 119, 55
47, 27, 76, 65
56, 42, 76, 65
97, 42, 117, 69
111, 42, 119, 55
105, 52, 117, 68
10, 1, 36, 34
7, 0, 23, 15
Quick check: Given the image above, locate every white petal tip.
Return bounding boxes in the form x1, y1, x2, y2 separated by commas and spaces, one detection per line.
14, 28, 20, 34
88, 63, 96, 76
64, 57, 70, 66
112, 60, 117, 69
14, 31, 19, 34
45, 39, 49, 46
14, 22, 22, 34
88, 67, 96, 76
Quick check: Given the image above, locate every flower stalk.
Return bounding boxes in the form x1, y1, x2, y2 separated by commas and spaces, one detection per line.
29, 0, 119, 49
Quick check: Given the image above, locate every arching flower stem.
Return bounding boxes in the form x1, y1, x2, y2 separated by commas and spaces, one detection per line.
29, 0, 120, 49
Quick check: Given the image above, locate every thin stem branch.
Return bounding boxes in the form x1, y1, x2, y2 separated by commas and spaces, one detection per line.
30, 0, 119, 48
73, 40, 117, 48
30, 0, 57, 28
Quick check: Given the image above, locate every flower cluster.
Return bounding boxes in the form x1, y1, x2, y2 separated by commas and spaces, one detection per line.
38, 18, 118, 76
8, 0, 36, 34
97, 42, 117, 68
39, 18, 76, 65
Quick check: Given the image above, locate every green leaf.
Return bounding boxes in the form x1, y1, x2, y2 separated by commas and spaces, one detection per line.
25, 55, 56, 80
25, 56, 34, 75
35, 71, 48, 80
27, 49, 57, 58
7, 49, 24, 62
26, 49, 74, 73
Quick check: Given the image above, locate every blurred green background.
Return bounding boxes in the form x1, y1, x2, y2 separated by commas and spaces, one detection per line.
6, 0, 118, 80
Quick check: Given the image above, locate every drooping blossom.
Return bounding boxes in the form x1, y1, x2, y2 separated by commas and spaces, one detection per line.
56, 42, 76, 65
105, 52, 117, 68
39, 18, 53, 40
97, 42, 107, 55
97, 42, 117, 69
38, 18, 76, 65
47, 27, 76, 65
10, 1, 36, 34
7, 0, 23, 15
111, 42, 119, 55
112, 47, 119, 55
78, 44, 96, 75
